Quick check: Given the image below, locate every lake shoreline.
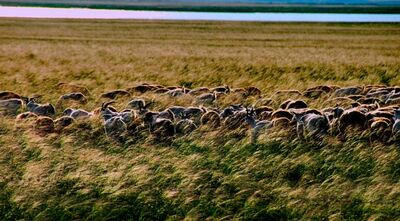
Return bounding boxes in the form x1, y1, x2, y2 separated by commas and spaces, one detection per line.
1, 6, 400, 22
1, 1, 400, 14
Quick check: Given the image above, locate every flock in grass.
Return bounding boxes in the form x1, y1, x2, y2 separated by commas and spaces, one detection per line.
1, 82, 400, 144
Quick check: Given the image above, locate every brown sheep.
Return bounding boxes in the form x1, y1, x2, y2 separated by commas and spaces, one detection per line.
0, 91, 22, 100
196, 92, 217, 104
188, 87, 211, 96
223, 110, 247, 130
303, 89, 326, 99
275, 90, 303, 96
272, 117, 291, 128
368, 117, 392, 142
56, 92, 88, 108
244, 86, 262, 97
154, 88, 170, 94
271, 109, 293, 120
280, 99, 308, 110
176, 119, 197, 134
16, 112, 38, 121
127, 83, 161, 94
211, 85, 230, 94
287, 100, 308, 109
101, 89, 130, 99
338, 110, 367, 134
143, 112, 175, 138
305, 85, 337, 93
34, 116, 54, 134
200, 111, 221, 128
57, 82, 91, 96
333, 86, 364, 97
54, 116, 75, 131
15, 112, 39, 129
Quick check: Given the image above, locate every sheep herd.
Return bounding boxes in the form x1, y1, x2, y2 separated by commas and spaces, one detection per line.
1, 83, 400, 144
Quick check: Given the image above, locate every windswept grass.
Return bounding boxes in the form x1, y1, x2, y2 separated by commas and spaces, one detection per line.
0, 19, 399, 220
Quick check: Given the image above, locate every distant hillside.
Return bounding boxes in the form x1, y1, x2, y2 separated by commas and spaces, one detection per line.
1, 0, 400, 13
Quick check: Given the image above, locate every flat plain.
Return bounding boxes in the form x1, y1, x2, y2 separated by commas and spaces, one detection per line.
0, 19, 399, 220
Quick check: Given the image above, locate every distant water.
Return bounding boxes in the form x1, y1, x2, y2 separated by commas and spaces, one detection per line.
0, 6, 399, 22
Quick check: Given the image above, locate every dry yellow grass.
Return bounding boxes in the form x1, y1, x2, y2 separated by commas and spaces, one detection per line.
0, 19, 399, 220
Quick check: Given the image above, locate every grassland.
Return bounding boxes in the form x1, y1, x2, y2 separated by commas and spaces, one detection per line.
0, 19, 400, 220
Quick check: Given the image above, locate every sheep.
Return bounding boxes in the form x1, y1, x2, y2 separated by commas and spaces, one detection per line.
200, 110, 221, 128
183, 107, 206, 120
16, 111, 38, 121
366, 90, 390, 99
196, 92, 217, 104
57, 82, 91, 96
165, 106, 186, 119
337, 110, 367, 135
143, 112, 175, 138
271, 117, 292, 128
54, 116, 75, 131
281, 99, 308, 110
26, 98, 56, 117
154, 88, 170, 94
368, 117, 392, 142
391, 109, 400, 142
187, 87, 211, 96
34, 116, 54, 134
63, 108, 92, 119
0, 91, 22, 100
158, 109, 175, 121
100, 102, 127, 137
271, 109, 293, 121
274, 90, 303, 96
127, 83, 159, 94
127, 98, 146, 110
366, 110, 394, 123
15, 112, 38, 129
211, 85, 230, 94
223, 109, 248, 130
254, 106, 273, 120
305, 85, 337, 94
385, 97, 400, 105
220, 107, 235, 119
0, 98, 24, 115
164, 88, 188, 97
176, 119, 198, 134
219, 104, 244, 119
303, 89, 326, 99
101, 89, 130, 99
279, 100, 292, 109
244, 107, 272, 143
166, 86, 182, 90
233, 87, 262, 97
104, 115, 127, 137
244, 86, 262, 97
357, 97, 382, 105
57, 92, 87, 106
295, 113, 330, 139
286, 100, 308, 110
333, 86, 363, 97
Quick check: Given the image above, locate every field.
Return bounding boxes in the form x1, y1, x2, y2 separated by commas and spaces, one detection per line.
0, 19, 400, 220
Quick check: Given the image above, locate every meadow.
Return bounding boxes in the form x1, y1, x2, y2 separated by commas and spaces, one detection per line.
0, 19, 400, 220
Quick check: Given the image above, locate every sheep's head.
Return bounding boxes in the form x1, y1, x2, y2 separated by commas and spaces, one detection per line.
246, 106, 256, 117
63, 108, 74, 116
333, 106, 344, 119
